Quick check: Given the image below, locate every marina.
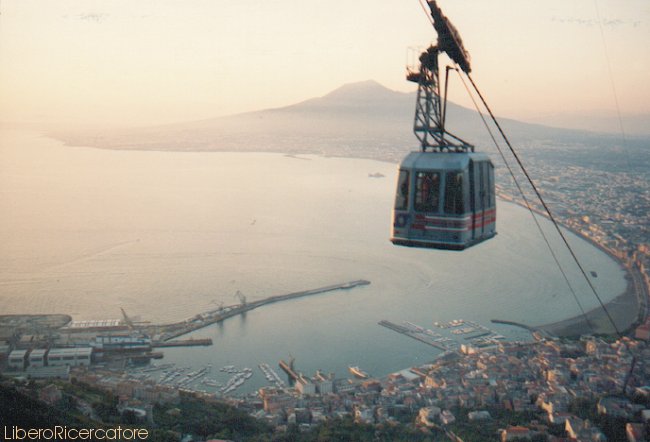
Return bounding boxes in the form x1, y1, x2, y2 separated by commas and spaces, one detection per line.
379, 320, 453, 351
221, 367, 254, 395
380, 318, 514, 351
259, 363, 285, 388
126, 363, 256, 395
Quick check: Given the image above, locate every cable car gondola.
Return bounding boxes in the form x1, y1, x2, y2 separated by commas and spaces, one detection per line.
391, 151, 496, 250
390, 1, 496, 250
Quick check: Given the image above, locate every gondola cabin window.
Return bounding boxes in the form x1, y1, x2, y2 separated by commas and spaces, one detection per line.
395, 170, 410, 210
444, 171, 465, 215
414, 171, 440, 212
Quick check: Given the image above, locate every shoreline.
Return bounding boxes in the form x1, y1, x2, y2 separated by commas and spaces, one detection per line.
13, 130, 646, 339
499, 194, 644, 337
537, 272, 639, 337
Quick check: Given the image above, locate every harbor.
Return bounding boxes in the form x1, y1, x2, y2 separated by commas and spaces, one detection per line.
0, 280, 371, 374
379, 320, 453, 351
379, 318, 509, 351
124, 362, 257, 395
259, 363, 285, 388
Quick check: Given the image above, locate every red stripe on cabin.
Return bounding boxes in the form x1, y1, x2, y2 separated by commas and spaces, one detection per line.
409, 209, 495, 232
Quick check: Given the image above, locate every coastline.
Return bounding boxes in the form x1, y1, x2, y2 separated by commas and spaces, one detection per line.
499, 194, 644, 337
537, 272, 639, 337
13, 130, 645, 339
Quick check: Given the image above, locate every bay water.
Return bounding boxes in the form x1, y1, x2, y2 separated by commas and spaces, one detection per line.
0, 130, 626, 392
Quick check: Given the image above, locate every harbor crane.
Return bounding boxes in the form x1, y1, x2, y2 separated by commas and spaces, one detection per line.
234, 290, 247, 306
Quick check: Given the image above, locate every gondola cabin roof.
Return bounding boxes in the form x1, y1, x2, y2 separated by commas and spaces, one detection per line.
398, 151, 492, 170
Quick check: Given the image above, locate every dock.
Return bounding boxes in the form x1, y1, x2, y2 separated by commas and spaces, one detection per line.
259, 363, 285, 388
381, 319, 509, 350
152, 338, 213, 347
463, 331, 491, 340
379, 320, 451, 351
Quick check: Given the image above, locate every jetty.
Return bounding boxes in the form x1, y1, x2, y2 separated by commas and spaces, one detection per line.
278, 359, 300, 382
148, 280, 370, 341
379, 320, 452, 351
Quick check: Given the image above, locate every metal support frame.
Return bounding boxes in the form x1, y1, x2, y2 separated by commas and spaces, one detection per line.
408, 46, 473, 153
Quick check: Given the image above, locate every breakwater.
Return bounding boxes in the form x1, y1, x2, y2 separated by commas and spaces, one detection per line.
147, 280, 371, 341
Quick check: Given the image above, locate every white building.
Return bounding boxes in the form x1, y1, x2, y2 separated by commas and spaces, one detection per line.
296, 376, 316, 395
47, 347, 92, 367
8, 350, 28, 370
317, 379, 333, 395
29, 349, 48, 368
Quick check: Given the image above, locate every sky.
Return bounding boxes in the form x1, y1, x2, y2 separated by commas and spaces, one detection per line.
1, 0, 649, 133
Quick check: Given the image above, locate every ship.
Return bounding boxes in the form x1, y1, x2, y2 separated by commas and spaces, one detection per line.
349, 366, 370, 379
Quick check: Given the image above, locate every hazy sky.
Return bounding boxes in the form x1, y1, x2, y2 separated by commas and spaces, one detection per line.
1, 0, 648, 131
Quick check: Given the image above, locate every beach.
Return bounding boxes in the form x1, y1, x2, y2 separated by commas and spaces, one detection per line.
539, 271, 641, 337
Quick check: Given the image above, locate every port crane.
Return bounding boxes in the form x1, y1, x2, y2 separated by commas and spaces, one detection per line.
234, 290, 247, 306
120, 307, 150, 338
120, 307, 135, 331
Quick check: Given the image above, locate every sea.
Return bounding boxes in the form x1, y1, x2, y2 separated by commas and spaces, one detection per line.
0, 129, 626, 393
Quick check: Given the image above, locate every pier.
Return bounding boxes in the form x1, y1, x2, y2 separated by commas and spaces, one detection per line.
379, 320, 451, 351
0, 281, 370, 366
259, 363, 285, 388
147, 280, 370, 341
463, 330, 491, 340
381, 319, 508, 350
278, 359, 300, 382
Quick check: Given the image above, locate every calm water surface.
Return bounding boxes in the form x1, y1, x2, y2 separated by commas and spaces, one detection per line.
0, 130, 626, 391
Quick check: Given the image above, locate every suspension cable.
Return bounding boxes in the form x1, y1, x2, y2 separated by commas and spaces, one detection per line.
592, 0, 637, 392
417, 0, 434, 26
453, 69, 594, 333
412, 0, 616, 336
465, 73, 622, 338
593, 0, 629, 148
413, 0, 637, 394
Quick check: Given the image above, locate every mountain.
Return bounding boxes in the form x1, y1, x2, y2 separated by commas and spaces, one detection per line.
51, 80, 643, 164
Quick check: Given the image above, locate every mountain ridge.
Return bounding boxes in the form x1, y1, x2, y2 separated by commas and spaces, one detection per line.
50, 80, 643, 163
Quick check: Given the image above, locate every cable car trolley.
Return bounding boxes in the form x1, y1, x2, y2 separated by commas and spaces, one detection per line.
391, 0, 496, 250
